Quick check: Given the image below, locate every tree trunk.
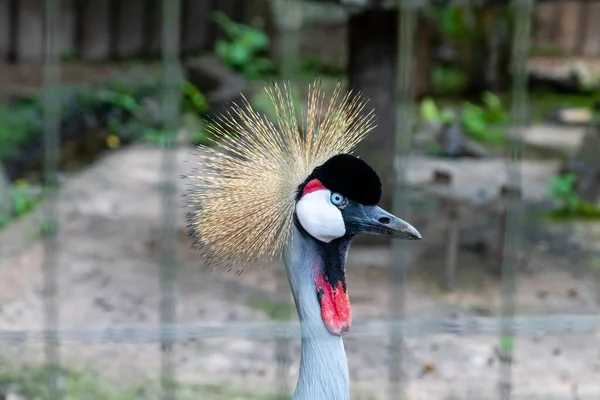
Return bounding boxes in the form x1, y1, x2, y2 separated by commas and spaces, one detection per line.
348, 9, 398, 211
464, 8, 489, 95
414, 14, 432, 99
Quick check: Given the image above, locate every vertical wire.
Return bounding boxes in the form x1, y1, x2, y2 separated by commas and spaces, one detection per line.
160, 0, 181, 399
389, 1, 417, 399
272, 1, 300, 397
42, 0, 61, 399
276, 0, 301, 80
498, 0, 532, 399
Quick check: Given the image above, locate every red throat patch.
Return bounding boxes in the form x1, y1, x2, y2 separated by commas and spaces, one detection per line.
315, 274, 351, 336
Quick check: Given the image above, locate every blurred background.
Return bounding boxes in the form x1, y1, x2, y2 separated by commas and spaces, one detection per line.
1, 0, 600, 399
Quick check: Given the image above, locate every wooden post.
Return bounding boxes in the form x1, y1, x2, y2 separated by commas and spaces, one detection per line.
445, 205, 460, 291
533, 3, 560, 50
79, 0, 110, 61
181, 0, 211, 54
6, 0, 18, 62
557, 2, 582, 55
583, 2, 600, 57
495, 184, 522, 276
414, 14, 432, 99
433, 169, 460, 292
141, 0, 159, 58
17, 0, 44, 61
116, 0, 145, 58
0, 0, 9, 60
60, 0, 75, 58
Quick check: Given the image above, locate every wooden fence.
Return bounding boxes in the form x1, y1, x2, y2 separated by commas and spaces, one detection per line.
533, 1, 600, 57
0, 0, 247, 62
1, 0, 599, 63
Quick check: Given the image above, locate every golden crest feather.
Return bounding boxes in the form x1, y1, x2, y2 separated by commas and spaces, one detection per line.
186, 81, 375, 270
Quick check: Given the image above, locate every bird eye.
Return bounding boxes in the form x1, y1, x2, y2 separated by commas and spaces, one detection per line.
330, 192, 345, 206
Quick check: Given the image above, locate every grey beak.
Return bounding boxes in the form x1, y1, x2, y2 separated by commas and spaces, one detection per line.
373, 206, 422, 240
343, 204, 422, 240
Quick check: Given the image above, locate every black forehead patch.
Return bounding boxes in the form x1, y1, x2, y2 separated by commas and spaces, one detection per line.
299, 154, 382, 205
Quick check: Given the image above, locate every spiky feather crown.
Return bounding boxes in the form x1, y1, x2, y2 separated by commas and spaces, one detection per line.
186, 81, 375, 270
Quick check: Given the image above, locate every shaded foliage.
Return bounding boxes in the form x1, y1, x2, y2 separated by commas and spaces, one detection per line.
547, 173, 600, 219
420, 91, 509, 145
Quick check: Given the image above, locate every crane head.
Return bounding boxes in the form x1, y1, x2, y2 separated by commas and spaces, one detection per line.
295, 153, 421, 243
295, 153, 420, 336
186, 81, 421, 279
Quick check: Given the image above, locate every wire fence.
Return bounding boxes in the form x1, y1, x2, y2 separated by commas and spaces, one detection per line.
0, 0, 247, 62
1, 315, 600, 343
1, 0, 599, 399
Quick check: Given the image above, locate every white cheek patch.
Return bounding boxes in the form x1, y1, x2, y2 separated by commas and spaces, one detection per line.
296, 190, 346, 243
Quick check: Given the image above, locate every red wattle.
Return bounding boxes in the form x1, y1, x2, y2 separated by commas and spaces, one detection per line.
302, 179, 327, 196
315, 274, 351, 336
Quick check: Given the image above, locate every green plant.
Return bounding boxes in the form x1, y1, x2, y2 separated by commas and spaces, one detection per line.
428, 7, 477, 40
460, 101, 505, 144
182, 80, 209, 115
0, 104, 42, 166
213, 11, 274, 78
10, 185, 36, 217
101, 79, 209, 147
0, 75, 209, 163
427, 6, 514, 96
432, 66, 467, 94
419, 97, 454, 125
419, 92, 509, 145
0, 364, 279, 400
0, 77, 162, 173
0, 182, 41, 230
547, 173, 600, 219
182, 113, 209, 146
0, 365, 140, 400
0, 77, 212, 231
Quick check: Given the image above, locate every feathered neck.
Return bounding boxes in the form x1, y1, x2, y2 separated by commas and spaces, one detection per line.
283, 224, 351, 400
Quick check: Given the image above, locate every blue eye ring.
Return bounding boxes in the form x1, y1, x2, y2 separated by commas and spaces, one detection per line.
330, 192, 345, 206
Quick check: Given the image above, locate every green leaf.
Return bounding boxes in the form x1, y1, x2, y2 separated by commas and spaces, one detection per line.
228, 42, 252, 66
246, 57, 274, 78
212, 11, 234, 32
0, 214, 11, 229
214, 41, 231, 62
211, 13, 273, 78
500, 335, 513, 351
181, 81, 209, 114
433, 66, 467, 94
10, 187, 35, 217
420, 98, 441, 123
482, 91, 502, 112
241, 30, 269, 51
190, 129, 208, 145
548, 173, 577, 198
462, 103, 486, 135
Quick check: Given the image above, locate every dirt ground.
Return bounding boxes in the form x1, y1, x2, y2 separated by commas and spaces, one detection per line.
0, 144, 599, 399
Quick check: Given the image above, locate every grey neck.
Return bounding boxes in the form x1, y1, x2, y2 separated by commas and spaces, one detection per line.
283, 225, 350, 400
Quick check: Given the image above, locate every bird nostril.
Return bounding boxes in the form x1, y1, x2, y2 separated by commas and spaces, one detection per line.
378, 217, 391, 225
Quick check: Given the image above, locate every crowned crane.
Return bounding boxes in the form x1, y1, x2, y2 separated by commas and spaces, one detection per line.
186, 82, 421, 400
